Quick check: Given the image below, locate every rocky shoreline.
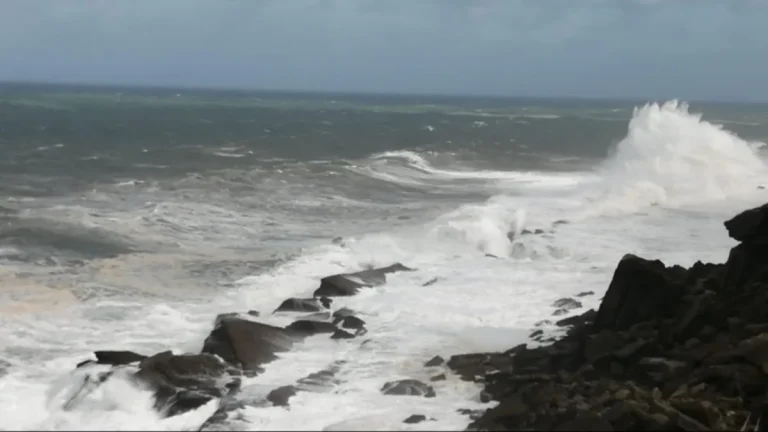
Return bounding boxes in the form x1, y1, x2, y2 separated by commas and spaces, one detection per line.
443, 201, 768, 431
63, 202, 768, 431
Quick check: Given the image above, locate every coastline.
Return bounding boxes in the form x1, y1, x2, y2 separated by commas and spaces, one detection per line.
443, 202, 768, 431
35, 201, 768, 431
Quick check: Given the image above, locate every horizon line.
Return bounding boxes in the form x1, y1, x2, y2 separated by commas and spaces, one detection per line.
1, 79, 766, 107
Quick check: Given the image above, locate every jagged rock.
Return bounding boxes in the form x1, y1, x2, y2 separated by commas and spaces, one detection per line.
331, 307, 355, 323
340, 315, 365, 330
201, 316, 294, 375
133, 351, 241, 418
724, 202, 768, 244
594, 254, 685, 331
380, 379, 436, 397
267, 385, 298, 407
424, 355, 444, 367
274, 298, 324, 313
552, 297, 582, 310
313, 263, 413, 297
330, 329, 355, 339
285, 320, 337, 337
430, 373, 446, 381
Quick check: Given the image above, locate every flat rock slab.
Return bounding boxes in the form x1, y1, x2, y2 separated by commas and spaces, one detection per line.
313, 263, 413, 297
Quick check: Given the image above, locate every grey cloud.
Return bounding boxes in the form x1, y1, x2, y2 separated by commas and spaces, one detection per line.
0, 0, 766, 101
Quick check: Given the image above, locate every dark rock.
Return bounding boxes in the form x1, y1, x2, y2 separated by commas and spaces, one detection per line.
274, 298, 323, 313
330, 329, 355, 339
556, 309, 596, 327
93, 350, 147, 366
319, 296, 333, 308
424, 355, 445, 367
594, 254, 685, 332
530, 329, 543, 339
576, 291, 595, 297
201, 316, 294, 375
267, 385, 298, 407
340, 315, 366, 330
133, 351, 241, 418
403, 414, 427, 424
247, 310, 260, 317
430, 373, 447, 381
554, 415, 614, 431
380, 379, 436, 397
313, 263, 413, 297
552, 298, 582, 310
535, 320, 552, 327
552, 308, 569, 316
724, 203, 768, 244
285, 320, 337, 337
331, 307, 355, 323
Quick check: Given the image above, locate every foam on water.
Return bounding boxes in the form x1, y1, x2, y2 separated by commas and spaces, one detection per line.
1, 101, 767, 431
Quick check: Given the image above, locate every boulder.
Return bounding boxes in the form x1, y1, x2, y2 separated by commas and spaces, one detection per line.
403, 414, 428, 424
94, 350, 147, 366
330, 329, 355, 339
201, 316, 294, 375
424, 355, 445, 367
593, 254, 685, 332
267, 385, 298, 407
274, 298, 325, 313
339, 315, 366, 330
313, 263, 413, 297
724, 202, 768, 244
285, 320, 337, 337
132, 351, 241, 418
380, 379, 436, 397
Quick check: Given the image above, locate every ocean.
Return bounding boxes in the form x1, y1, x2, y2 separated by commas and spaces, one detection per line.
1, 83, 768, 430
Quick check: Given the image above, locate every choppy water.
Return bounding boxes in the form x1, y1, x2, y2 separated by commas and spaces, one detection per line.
1, 85, 768, 430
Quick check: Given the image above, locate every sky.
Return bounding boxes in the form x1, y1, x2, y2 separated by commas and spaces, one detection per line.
1, 0, 767, 102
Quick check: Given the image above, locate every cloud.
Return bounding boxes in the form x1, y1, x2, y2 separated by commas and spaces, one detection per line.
0, 0, 766, 101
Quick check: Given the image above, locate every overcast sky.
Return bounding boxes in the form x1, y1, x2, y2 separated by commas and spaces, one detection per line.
1, 0, 766, 102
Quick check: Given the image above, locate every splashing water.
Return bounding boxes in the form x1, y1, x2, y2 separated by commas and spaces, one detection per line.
587, 100, 768, 216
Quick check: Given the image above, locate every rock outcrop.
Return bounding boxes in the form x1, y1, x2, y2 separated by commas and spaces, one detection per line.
444, 202, 768, 431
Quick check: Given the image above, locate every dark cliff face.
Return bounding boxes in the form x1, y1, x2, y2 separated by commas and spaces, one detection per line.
446, 202, 768, 432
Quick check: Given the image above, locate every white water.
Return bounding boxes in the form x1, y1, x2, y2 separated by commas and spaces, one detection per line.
1, 101, 767, 431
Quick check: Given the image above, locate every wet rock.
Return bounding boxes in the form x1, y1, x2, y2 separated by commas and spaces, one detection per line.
267, 385, 298, 407
403, 414, 427, 424
201, 316, 293, 375
724, 202, 768, 244
92, 350, 147, 366
430, 373, 447, 381
424, 355, 445, 367
331, 307, 355, 323
552, 297, 582, 310
556, 309, 596, 327
247, 310, 260, 317
380, 379, 436, 398
340, 315, 365, 330
330, 329, 355, 339
576, 291, 595, 297
285, 320, 337, 337
133, 351, 241, 418
274, 298, 324, 313
313, 263, 413, 297
594, 254, 685, 331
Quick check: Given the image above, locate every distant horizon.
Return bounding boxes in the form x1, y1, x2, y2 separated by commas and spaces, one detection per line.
3, 79, 767, 107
